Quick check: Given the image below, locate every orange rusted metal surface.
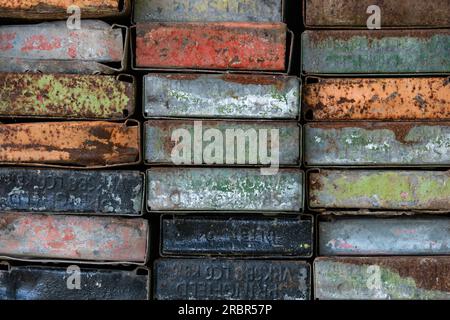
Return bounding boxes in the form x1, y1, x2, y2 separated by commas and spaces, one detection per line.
0, 121, 140, 168
135, 22, 287, 71
303, 77, 450, 121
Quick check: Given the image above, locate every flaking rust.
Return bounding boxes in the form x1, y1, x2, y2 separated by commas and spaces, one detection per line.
303, 77, 450, 121
302, 30, 450, 74
0, 73, 134, 119
309, 170, 450, 211
0, 212, 149, 264
144, 74, 300, 119
304, 122, 450, 166
135, 22, 287, 71
0, 121, 140, 168
315, 257, 450, 300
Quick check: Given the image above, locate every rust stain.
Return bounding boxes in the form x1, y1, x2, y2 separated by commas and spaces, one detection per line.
0, 0, 118, 10
221, 74, 286, 89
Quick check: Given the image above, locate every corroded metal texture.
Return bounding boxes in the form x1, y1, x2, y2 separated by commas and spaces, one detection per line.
304, 122, 450, 166
314, 257, 450, 300
0, 21, 125, 74
134, 0, 283, 22
303, 77, 450, 121
0, 264, 149, 300
145, 120, 300, 165
0, 73, 134, 119
161, 215, 313, 257
304, 0, 450, 28
147, 168, 303, 212
0, 121, 140, 168
319, 216, 450, 256
136, 22, 286, 71
154, 259, 311, 300
0, 0, 130, 19
309, 170, 450, 211
144, 74, 300, 119
302, 30, 450, 74
0, 212, 149, 263
0, 168, 143, 215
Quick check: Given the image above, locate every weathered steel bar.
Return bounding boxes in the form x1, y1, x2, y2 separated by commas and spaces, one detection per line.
147, 168, 303, 212
0, 168, 143, 216
304, 122, 450, 166
154, 259, 311, 300
314, 257, 450, 300
135, 22, 287, 71
144, 74, 300, 119
303, 77, 450, 121
145, 120, 300, 165
304, 0, 450, 28
134, 0, 283, 23
0, 120, 141, 168
161, 215, 313, 257
0, 213, 149, 264
319, 216, 450, 256
0, 263, 149, 300
0, 21, 126, 74
302, 30, 450, 74
0, 0, 131, 19
0, 73, 135, 119
309, 170, 450, 211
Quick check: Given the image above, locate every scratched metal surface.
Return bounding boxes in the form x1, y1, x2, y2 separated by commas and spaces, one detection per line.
144, 74, 299, 119
147, 168, 303, 212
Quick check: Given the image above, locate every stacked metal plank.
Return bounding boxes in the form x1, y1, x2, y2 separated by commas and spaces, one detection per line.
134, 0, 312, 300
302, 0, 450, 300
0, 1, 150, 300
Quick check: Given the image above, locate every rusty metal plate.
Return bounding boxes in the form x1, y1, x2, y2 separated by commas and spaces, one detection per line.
309, 170, 450, 211
161, 215, 313, 257
154, 259, 311, 300
304, 122, 450, 166
0, 120, 140, 168
0, 263, 149, 300
304, 0, 450, 28
0, 212, 149, 264
135, 22, 287, 71
0, 168, 143, 216
302, 30, 450, 74
145, 120, 300, 166
314, 257, 450, 300
0, 20, 125, 74
303, 77, 450, 121
144, 74, 300, 119
0, 73, 134, 120
147, 168, 303, 212
134, 0, 283, 23
319, 216, 450, 256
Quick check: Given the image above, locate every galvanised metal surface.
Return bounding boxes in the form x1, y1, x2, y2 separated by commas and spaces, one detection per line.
134, 0, 283, 23
147, 168, 303, 212
154, 259, 311, 300
309, 170, 450, 211
144, 74, 300, 119
135, 22, 286, 71
304, 0, 450, 28
0, 73, 134, 119
314, 257, 450, 300
319, 216, 450, 256
161, 215, 313, 257
302, 30, 450, 74
145, 120, 300, 165
0, 121, 140, 168
0, 264, 149, 300
303, 77, 450, 121
0, 168, 143, 216
304, 122, 450, 166
0, 212, 149, 264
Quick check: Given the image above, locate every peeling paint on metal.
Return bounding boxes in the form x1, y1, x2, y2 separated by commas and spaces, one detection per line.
155, 259, 311, 300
